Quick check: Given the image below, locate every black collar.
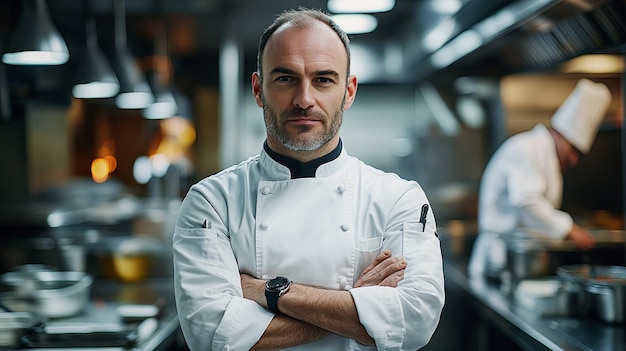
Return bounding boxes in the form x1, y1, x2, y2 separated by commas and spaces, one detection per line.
264, 139, 342, 179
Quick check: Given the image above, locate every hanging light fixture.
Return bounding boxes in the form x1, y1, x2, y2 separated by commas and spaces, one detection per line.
2, 0, 69, 65
143, 28, 177, 119
72, 18, 120, 99
144, 70, 177, 119
171, 87, 192, 121
113, 0, 153, 109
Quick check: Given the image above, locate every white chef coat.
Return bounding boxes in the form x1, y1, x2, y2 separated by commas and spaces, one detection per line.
468, 124, 574, 279
173, 145, 444, 351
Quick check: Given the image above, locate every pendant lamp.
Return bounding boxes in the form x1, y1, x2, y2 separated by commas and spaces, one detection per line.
113, 0, 153, 109
143, 69, 177, 119
143, 29, 177, 119
2, 0, 69, 65
72, 19, 120, 99
0, 64, 10, 121
171, 88, 192, 121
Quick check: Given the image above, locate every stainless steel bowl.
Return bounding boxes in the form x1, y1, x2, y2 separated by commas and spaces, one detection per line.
0, 268, 92, 318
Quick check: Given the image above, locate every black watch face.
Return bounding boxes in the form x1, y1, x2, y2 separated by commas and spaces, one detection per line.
267, 276, 290, 290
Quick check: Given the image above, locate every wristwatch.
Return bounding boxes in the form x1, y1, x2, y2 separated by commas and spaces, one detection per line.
265, 276, 291, 313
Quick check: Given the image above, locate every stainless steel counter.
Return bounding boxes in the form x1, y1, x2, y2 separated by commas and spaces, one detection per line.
445, 259, 626, 351
16, 278, 181, 350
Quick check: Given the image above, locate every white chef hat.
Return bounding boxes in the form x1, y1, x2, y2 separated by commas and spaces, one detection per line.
551, 78, 611, 154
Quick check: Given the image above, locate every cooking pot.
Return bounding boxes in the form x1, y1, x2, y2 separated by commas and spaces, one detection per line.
0, 266, 92, 318
506, 239, 551, 280
557, 264, 626, 323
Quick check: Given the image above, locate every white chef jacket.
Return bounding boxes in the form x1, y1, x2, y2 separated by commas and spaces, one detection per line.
173, 145, 444, 351
468, 124, 574, 278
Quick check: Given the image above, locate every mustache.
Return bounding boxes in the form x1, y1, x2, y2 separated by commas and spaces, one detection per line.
285, 108, 324, 119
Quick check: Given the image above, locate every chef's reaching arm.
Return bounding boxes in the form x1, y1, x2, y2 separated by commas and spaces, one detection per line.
565, 223, 595, 250
242, 250, 406, 349
514, 189, 595, 249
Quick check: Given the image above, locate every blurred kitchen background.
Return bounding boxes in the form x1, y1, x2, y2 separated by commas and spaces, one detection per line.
0, 0, 624, 350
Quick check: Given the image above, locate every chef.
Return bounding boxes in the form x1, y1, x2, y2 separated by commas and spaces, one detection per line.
468, 78, 612, 280
172, 8, 444, 351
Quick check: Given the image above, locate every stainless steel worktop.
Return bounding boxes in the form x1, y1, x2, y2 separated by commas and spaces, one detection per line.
434, 222, 626, 351
445, 261, 625, 351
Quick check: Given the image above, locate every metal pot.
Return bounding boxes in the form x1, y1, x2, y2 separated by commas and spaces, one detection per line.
506, 239, 551, 280
557, 264, 626, 323
0, 266, 92, 318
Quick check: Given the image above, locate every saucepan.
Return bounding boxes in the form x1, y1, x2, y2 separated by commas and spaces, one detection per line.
0, 265, 92, 318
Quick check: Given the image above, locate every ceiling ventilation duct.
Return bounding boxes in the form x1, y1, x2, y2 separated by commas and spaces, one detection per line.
412, 0, 625, 81
499, 0, 625, 71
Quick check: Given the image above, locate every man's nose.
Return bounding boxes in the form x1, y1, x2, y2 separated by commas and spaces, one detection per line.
293, 81, 315, 109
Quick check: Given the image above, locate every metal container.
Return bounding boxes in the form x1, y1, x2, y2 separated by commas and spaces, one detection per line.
557, 264, 626, 323
506, 239, 551, 280
0, 312, 42, 348
0, 267, 92, 318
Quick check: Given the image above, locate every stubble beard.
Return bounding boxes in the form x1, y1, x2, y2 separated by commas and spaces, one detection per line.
262, 95, 343, 152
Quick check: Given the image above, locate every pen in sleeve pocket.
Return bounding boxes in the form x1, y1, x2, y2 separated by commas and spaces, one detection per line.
419, 204, 429, 231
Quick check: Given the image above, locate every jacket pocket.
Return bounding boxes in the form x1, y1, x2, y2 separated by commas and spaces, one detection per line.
173, 227, 230, 275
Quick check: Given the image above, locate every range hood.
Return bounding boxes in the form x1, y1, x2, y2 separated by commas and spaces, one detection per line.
408, 0, 626, 82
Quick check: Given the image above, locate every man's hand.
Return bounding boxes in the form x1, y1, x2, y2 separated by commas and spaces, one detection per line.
566, 224, 595, 250
354, 250, 406, 288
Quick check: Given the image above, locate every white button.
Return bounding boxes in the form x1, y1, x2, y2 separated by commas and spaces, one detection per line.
341, 224, 349, 232
260, 221, 269, 230
337, 185, 346, 194
338, 276, 347, 288
261, 186, 271, 195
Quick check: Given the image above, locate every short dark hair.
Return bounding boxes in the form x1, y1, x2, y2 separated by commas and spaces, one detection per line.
256, 7, 351, 81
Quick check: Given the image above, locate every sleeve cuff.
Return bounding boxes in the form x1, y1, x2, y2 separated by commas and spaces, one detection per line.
350, 286, 403, 349
549, 210, 574, 240
212, 297, 274, 350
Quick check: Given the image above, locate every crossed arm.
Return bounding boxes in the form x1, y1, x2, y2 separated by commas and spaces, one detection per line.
240, 250, 407, 350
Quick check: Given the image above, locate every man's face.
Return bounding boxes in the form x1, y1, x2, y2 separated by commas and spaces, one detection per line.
556, 135, 581, 172
252, 22, 357, 159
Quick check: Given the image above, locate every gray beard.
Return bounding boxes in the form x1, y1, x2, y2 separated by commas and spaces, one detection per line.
263, 101, 343, 152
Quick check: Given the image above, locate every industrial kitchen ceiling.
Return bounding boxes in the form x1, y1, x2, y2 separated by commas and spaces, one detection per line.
0, 0, 624, 100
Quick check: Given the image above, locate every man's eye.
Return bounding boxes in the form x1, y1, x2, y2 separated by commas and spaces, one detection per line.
276, 76, 292, 82
317, 77, 333, 83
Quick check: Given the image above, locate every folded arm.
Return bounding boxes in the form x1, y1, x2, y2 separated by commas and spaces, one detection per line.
243, 250, 406, 349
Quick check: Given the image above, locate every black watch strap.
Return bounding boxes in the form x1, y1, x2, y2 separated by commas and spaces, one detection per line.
265, 290, 280, 313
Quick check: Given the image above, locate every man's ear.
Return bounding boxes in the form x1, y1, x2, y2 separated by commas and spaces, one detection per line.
343, 75, 358, 110
252, 72, 264, 107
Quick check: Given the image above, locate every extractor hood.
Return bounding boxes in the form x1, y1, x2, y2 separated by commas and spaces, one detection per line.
408, 0, 626, 82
